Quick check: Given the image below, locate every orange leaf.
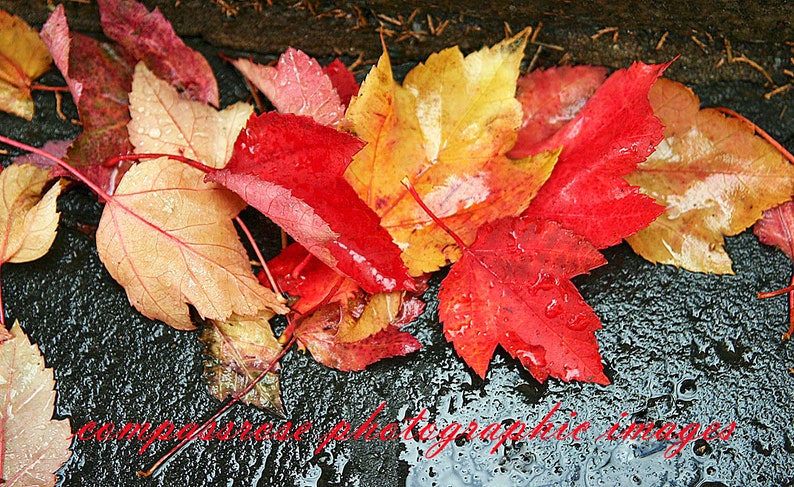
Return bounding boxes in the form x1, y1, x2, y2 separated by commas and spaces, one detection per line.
1, 321, 72, 486
0, 10, 52, 120
626, 79, 794, 273
342, 30, 558, 276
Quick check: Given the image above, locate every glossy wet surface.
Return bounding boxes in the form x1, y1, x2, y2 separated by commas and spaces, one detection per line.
1, 3, 793, 486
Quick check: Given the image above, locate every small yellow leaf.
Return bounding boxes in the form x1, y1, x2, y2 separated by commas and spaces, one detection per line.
626, 79, 794, 273
344, 30, 558, 275
0, 164, 64, 265
128, 63, 253, 169
0, 10, 52, 120
1, 320, 72, 486
336, 291, 404, 343
96, 157, 288, 330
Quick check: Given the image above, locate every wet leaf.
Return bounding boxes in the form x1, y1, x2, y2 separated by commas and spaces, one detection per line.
343, 30, 558, 275
323, 58, 359, 107
294, 293, 423, 372
128, 63, 252, 169
206, 112, 414, 294
516, 62, 667, 248
626, 79, 794, 273
201, 313, 284, 416
41, 5, 135, 194
0, 320, 72, 486
510, 65, 607, 155
231, 48, 345, 125
754, 201, 794, 260
267, 243, 361, 316
98, 0, 218, 106
0, 10, 52, 120
439, 216, 608, 383
0, 164, 64, 266
96, 157, 288, 330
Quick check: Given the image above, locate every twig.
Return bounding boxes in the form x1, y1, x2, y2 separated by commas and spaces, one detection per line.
655, 31, 668, 50
732, 54, 776, 86
764, 83, 792, 100
591, 27, 618, 41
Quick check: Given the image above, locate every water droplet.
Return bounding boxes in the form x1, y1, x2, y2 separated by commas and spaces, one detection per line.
566, 315, 589, 331
545, 299, 562, 318
148, 127, 162, 138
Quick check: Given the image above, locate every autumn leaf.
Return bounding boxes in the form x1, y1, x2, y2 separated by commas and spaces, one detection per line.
625, 79, 794, 273
323, 59, 359, 107
128, 63, 252, 169
96, 157, 288, 330
0, 10, 52, 120
294, 293, 423, 372
41, 5, 135, 193
0, 164, 64, 268
515, 62, 668, 249
231, 48, 345, 125
200, 313, 284, 416
1, 320, 72, 486
510, 65, 607, 155
206, 112, 414, 294
267, 243, 361, 315
755, 201, 794, 260
343, 30, 558, 275
97, 0, 219, 106
438, 215, 608, 383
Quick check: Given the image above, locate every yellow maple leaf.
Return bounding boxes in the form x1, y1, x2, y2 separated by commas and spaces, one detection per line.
0, 164, 64, 266
626, 79, 794, 273
0, 10, 52, 120
343, 30, 558, 275
96, 157, 288, 330
1, 320, 72, 486
128, 63, 253, 169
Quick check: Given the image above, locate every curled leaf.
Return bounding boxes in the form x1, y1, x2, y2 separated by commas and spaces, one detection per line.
294, 293, 423, 372
1, 321, 72, 486
626, 79, 794, 273
0, 10, 52, 120
0, 164, 64, 266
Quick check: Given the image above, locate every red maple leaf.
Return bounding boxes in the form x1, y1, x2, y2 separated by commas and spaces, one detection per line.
513, 62, 668, 249
41, 6, 135, 193
266, 243, 361, 315
511, 65, 607, 155
438, 215, 609, 383
206, 112, 414, 294
323, 59, 360, 107
97, 0, 219, 106
294, 297, 423, 372
230, 48, 346, 126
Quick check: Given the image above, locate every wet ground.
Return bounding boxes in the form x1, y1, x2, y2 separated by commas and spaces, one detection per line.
1, 1, 793, 486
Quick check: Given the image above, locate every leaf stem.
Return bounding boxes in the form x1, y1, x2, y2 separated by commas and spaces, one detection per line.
102, 153, 214, 173
400, 177, 468, 250
30, 84, 70, 93
138, 334, 298, 478
0, 134, 111, 201
234, 216, 285, 303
